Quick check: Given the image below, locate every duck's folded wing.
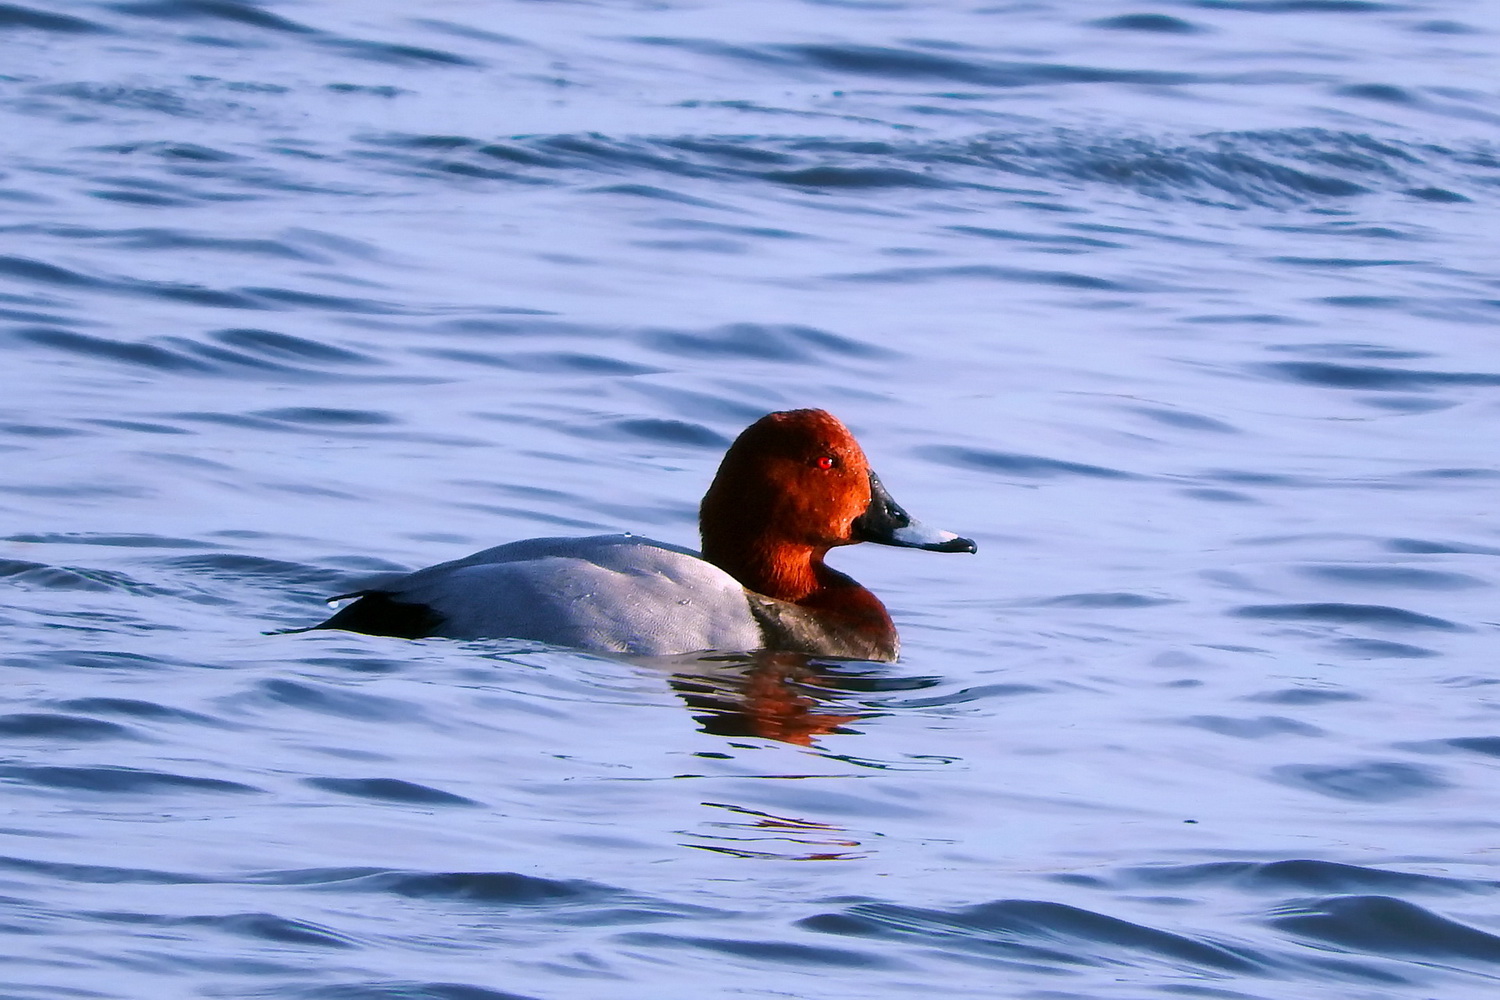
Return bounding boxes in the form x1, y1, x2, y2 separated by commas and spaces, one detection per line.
318, 535, 764, 657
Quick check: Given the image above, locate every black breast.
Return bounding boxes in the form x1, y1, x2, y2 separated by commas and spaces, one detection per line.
745, 593, 898, 662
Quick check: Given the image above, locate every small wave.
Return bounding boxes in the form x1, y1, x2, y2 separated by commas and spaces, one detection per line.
885, 682, 1044, 708
829, 263, 1131, 289
1130, 406, 1241, 433
217, 328, 378, 363
1270, 760, 1449, 801
1386, 538, 1500, 556
1271, 254, 1420, 268
1090, 14, 1205, 34
638, 37, 1208, 88
328, 869, 626, 906
1243, 688, 1363, 705
585, 183, 725, 209
315, 37, 480, 67
0, 3, 105, 33
799, 898, 1265, 973
2, 224, 340, 263
763, 165, 945, 189
302, 776, 480, 807
156, 553, 349, 590
0, 712, 138, 741
1270, 894, 1500, 962
8, 326, 400, 382
1327, 638, 1439, 658
1200, 1, 1408, 12
257, 407, 392, 426
412, 348, 659, 376
285, 982, 539, 1000
595, 418, 728, 448
30, 81, 224, 119
1432, 737, 1500, 758
103, 909, 357, 948
107, 1, 482, 70
615, 930, 900, 968
53, 696, 225, 727
0, 255, 99, 288
1260, 360, 1500, 390
403, 317, 893, 382
155, 409, 475, 447
948, 223, 1127, 249
0, 853, 209, 884
96, 229, 319, 257
0, 559, 163, 594
350, 127, 1498, 208
0, 763, 260, 795
244, 678, 422, 723
1194, 470, 1315, 488
1119, 858, 1496, 895
0, 421, 91, 438
1179, 715, 1323, 738
1233, 603, 1466, 630
920, 445, 1137, 480
0, 253, 517, 322
1298, 565, 1486, 590
110, 0, 316, 34
642, 322, 895, 363
1027, 592, 1178, 608
6, 531, 220, 548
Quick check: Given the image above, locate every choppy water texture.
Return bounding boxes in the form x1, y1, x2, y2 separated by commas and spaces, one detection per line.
3, 1, 1500, 997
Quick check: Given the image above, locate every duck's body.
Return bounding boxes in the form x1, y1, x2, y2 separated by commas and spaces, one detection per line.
319, 535, 764, 656
312, 409, 975, 660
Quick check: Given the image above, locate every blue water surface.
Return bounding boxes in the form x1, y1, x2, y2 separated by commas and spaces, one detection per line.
3, 1, 1500, 998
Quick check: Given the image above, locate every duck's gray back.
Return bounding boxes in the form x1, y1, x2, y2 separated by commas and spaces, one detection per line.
386, 534, 764, 656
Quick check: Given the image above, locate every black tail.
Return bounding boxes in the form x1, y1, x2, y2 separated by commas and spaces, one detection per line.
301, 591, 446, 640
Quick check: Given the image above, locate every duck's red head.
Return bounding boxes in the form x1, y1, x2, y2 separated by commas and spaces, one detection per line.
700, 409, 975, 607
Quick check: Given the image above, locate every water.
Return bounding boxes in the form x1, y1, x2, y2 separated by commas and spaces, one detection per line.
3, 1, 1500, 997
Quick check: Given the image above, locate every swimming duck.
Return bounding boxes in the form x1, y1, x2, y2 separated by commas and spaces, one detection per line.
312, 408, 975, 660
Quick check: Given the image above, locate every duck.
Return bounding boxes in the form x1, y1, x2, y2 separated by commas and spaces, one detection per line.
310, 408, 975, 660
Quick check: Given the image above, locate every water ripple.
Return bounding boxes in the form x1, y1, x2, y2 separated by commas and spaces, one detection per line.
616, 930, 900, 969
1270, 761, 1449, 801
920, 446, 1138, 479
110, 0, 317, 35
0, 854, 209, 885
0, 3, 105, 33
799, 899, 1265, 972
1233, 603, 1467, 630
0, 712, 138, 741
1262, 360, 1500, 390
288, 984, 539, 1000
348, 128, 1499, 208
1119, 859, 1498, 895
1270, 894, 1500, 962
303, 777, 480, 807
0, 764, 260, 795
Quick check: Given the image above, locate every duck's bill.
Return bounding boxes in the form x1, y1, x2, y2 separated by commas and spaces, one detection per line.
853, 472, 978, 554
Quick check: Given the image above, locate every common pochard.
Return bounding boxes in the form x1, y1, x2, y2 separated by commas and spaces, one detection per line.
312, 409, 975, 660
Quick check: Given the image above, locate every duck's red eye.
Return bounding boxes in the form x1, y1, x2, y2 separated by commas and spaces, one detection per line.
816, 455, 836, 470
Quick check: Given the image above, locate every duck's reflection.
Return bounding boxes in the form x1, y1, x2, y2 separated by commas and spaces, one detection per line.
688, 802, 866, 860
660, 650, 882, 746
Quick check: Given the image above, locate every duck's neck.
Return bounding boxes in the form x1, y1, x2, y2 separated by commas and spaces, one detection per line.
705, 538, 821, 603
704, 539, 895, 633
